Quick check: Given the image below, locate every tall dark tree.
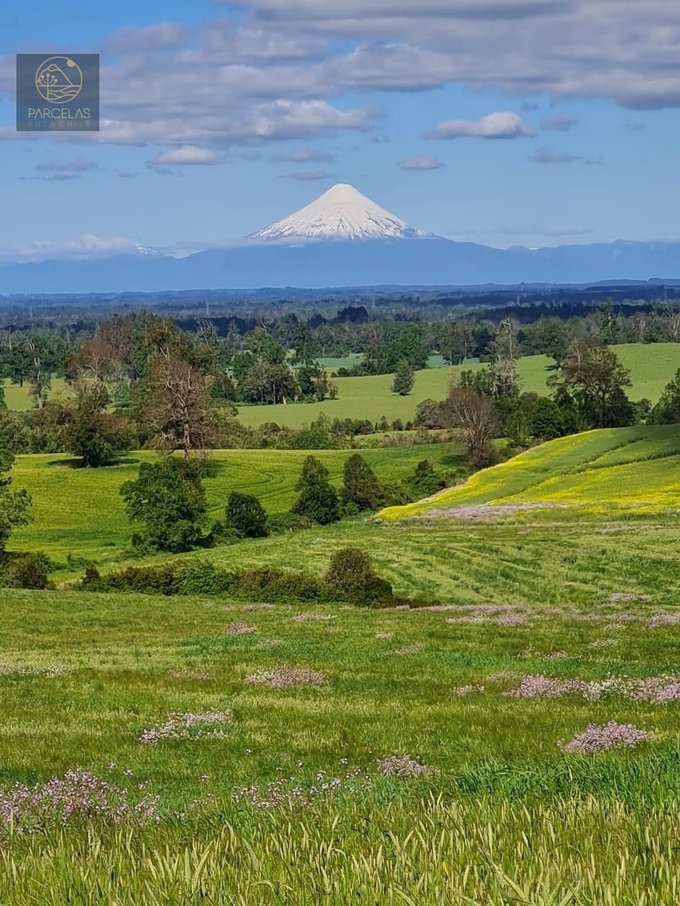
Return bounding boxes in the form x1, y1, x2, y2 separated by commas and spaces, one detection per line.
529, 397, 568, 440
292, 456, 340, 524
341, 454, 382, 511
225, 491, 268, 538
121, 458, 207, 552
290, 325, 321, 366
62, 381, 133, 468
650, 369, 680, 424
391, 360, 415, 396
596, 299, 620, 345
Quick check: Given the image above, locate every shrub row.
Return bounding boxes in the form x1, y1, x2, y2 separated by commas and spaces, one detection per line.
81, 548, 405, 608
0, 553, 51, 590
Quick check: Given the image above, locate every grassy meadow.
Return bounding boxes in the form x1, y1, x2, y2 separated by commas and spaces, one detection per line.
8, 444, 460, 568
237, 343, 680, 428
2, 424, 680, 900
23, 423, 671, 607
1, 585, 680, 903
2, 376, 69, 412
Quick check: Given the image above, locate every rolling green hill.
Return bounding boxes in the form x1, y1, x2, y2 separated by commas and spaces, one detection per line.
8, 444, 460, 564
381, 424, 680, 520
238, 343, 680, 427
11, 425, 680, 603
77, 424, 680, 606
12, 423, 672, 607
2, 417, 680, 902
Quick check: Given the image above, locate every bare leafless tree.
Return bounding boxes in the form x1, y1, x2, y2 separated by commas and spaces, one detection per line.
143, 352, 216, 460
445, 387, 498, 467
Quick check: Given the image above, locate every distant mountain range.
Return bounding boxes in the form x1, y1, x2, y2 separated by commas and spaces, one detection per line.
3, 184, 680, 294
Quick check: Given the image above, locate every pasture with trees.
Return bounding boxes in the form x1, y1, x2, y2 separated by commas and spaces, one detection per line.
2, 292, 680, 900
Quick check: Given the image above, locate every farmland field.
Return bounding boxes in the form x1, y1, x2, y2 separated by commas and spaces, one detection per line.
3, 426, 680, 902
2, 524, 680, 901
64, 424, 680, 607
382, 423, 680, 519
239, 342, 680, 427
8, 443, 461, 568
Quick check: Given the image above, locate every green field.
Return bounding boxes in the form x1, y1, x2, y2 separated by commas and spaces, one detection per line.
3, 427, 680, 901
62, 424, 678, 608
2, 376, 69, 411
8, 444, 460, 567
1, 550, 680, 900
238, 343, 680, 428
382, 424, 680, 519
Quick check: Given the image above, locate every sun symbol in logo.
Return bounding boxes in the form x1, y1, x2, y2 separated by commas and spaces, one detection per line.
35, 57, 83, 103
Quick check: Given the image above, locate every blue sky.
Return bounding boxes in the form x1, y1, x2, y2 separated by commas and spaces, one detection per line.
1, 0, 680, 261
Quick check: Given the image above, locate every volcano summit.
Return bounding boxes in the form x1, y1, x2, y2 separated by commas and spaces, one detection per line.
3, 182, 680, 293
249, 183, 425, 242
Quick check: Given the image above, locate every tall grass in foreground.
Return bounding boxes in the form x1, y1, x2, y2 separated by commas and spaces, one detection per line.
1, 796, 678, 904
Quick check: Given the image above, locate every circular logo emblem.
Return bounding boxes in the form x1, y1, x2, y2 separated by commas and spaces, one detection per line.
35, 57, 83, 104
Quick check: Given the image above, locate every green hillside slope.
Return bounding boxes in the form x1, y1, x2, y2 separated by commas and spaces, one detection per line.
381, 424, 680, 519
237, 342, 680, 427
8, 444, 459, 563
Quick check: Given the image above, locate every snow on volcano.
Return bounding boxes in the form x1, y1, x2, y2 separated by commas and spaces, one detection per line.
249, 183, 425, 242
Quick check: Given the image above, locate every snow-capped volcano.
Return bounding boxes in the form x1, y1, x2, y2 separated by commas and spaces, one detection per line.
249, 183, 424, 242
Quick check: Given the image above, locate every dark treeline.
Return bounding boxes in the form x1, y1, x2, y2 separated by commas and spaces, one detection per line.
0, 310, 456, 461
2, 279, 680, 331
3, 298, 680, 391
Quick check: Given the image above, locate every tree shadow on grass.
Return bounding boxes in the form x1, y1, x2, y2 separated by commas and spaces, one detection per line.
46, 457, 141, 469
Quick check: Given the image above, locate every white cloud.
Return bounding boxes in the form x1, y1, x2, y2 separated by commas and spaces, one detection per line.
540, 114, 577, 132
0, 234, 139, 263
202, 21, 328, 63
220, 0, 680, 110
219, 0, 565, 21
35, 158, 99, 173
3, 0, 680, 166
285, 148, 336, 163
426, 112, 533, 140
286, 170, 333, 180
529, 148, 580, 164
399, 155, 445, 170
104, 22, 192, 54
249, 100, 379, 139
529, 148, 603, 164
150, 146, 220, 165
